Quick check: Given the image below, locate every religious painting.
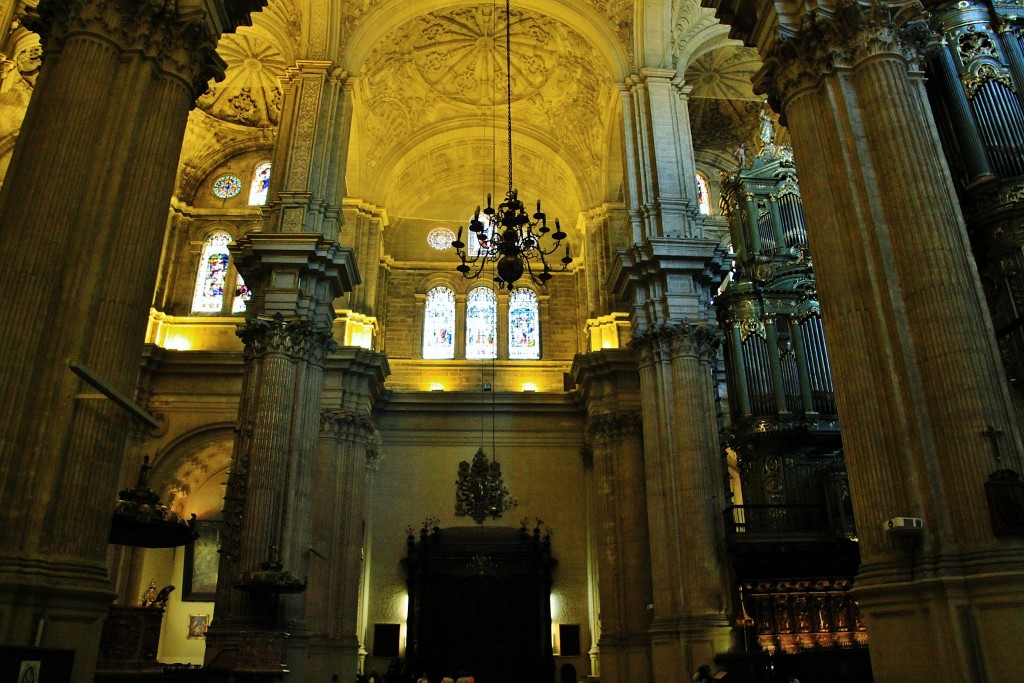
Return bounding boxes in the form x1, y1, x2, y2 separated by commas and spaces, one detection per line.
187, 614, 209, 639
183, 520, 222, 601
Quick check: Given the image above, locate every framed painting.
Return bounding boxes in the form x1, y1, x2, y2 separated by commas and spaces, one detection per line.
182, 520, 222, 601
187, 614, 210, 639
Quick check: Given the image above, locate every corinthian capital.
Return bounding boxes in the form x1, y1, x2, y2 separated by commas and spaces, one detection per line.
757, 0, 937, 106
586, 412, 643, 442
320, 408, 379, 443
26, 0, 264, 98
630, 321, 721, 364
237, 314, 337, 363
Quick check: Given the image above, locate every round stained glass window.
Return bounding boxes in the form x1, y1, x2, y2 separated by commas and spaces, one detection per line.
428, 227, 456, 251
212, 175, 242, 199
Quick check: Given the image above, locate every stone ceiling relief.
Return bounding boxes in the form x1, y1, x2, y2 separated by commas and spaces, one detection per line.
355, 8, 611, 197
197, 30, 288, 127
340, 0, 633, 70
686, 45, 763, 158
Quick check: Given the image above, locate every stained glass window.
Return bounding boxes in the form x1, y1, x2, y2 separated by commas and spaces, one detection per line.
212, 174, 242, 199
468, 214, 494, 257
509, 288, 540, 359
428, 227, 456, 251
192, 233, 233, 313
696, 173, 711, 215
465, 287, 497, 359
423, 286, 456, 359
249, 162, 272, 205
231, 273, 251, 313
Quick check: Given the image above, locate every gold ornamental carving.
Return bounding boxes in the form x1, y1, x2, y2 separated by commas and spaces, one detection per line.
961, 62, 1016, 98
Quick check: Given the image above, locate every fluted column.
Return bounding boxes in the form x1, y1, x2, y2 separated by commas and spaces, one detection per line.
631, 325, 731, 677
613, 59, 732, 677
0, 2, 263, 682
207, 235, 357, 678
572, 350, 651, 683
750, 2, 1024, 679
307, 409, 379, 681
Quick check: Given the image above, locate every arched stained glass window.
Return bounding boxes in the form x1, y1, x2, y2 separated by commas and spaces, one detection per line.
192, 233, 233, 313
696, 173, 711, 215
508, 288, 540, 359
423, 286, 456, 359
249, 162, 272, 206
231, 273, 251, 313
466, 287, 497, 359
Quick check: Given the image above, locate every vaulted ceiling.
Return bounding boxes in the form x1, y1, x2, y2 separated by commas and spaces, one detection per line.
177, 0, 772, 262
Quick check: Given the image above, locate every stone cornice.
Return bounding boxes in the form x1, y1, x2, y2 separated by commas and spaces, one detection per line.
755, 1, 937, 108
26, 0, 267, 98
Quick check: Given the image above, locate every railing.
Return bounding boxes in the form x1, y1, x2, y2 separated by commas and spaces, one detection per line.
724, 504, 833, 537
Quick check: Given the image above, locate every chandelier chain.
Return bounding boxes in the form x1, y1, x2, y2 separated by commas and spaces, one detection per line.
506, 0, 513, 196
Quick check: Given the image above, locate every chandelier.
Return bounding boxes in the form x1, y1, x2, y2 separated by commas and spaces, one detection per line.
455, 446, 517, 524
451, 0, 572, 289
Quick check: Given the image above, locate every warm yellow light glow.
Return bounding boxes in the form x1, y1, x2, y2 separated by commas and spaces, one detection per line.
522, 382, 538, 392
163, 335, 193, 351
429, 382, 445, 391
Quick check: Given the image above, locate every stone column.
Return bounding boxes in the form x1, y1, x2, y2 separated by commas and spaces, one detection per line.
572, 350, 652, 683
614, 66, 733, 677
205, 53, 360, 680
307, 346, 387, 683
0, 2, 263, 682
750, 2, 1024, 679
207, 236, 356, 678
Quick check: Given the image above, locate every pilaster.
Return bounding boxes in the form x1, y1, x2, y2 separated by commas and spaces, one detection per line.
705, 0, 1024, 678
262, 59, 351, 241
572, 349, 651, 683
0, 2, 264, 681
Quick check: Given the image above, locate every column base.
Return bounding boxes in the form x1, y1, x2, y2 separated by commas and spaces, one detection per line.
852, 571, 1024, 682
307, 636, 360, 683
649, 615, 732, 679
595, 634, 650, 683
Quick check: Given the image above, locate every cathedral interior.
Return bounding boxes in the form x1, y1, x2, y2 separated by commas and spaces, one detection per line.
1, 0, 1024, 682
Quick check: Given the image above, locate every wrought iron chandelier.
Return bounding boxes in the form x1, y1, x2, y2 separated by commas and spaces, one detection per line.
451, 0, 572, 289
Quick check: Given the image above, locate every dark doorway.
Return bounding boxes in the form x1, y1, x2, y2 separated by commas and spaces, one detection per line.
404, 526, 557, 683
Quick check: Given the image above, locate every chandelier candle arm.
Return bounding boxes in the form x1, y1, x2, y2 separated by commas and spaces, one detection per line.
449, 0, 573, 290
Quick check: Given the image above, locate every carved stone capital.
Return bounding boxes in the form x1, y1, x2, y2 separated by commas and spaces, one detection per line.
26, 0, 265, 98
320, 408, 379, 445
586, 412, 643, 442
630, 322, 721, 364
237, 314, 337, 364
756, 0, 937, 107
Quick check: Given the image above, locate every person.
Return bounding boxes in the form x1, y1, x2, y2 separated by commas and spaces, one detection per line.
417, 674, 429, 683
692, 664, 713, 682
441, 675, 454, 683
367, 670, 379, 683
455, 672, 471, 683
